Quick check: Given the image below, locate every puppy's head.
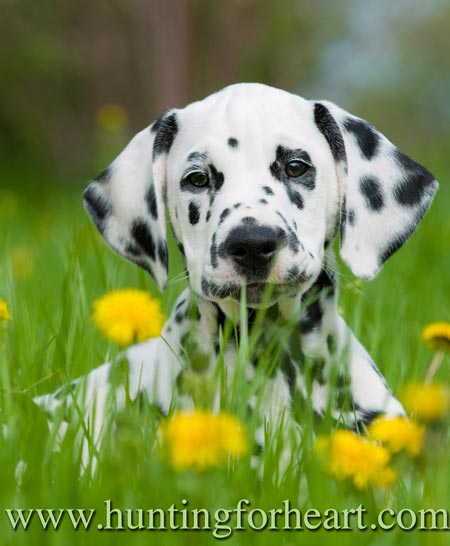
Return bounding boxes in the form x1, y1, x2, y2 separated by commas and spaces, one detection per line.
84, 84, 438, 306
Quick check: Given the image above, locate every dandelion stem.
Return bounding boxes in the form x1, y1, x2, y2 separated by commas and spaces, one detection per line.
425, 351, 444, 384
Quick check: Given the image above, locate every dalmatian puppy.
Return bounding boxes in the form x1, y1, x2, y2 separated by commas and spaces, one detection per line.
36, 83, 438, 466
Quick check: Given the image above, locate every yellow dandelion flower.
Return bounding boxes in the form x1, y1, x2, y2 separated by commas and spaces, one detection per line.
315, 430, 396, 489
0, 299, 12, 321
401, 383, 450, 421
96, 103, 127, 132
161, 410, 248, 471
92, 289, 165, 346
422, 322, 450, 352
368, 416, 425, 457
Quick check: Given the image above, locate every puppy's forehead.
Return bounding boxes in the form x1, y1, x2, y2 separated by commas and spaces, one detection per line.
175, 83, 314, 145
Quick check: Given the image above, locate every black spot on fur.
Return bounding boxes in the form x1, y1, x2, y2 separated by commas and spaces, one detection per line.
286, 187, 304, 210
335, 376, 353, 411
359, 176, 385, 211
212, 302, 227, 331
233, 203, 241, 209
83, 184, 112, 229
209, 163, 224, 192
131, 219, 156, 260
177, 241, 185, 258
259, 198, 268, 205
287, 265, 311, 283
175, 298, 186, 312
300, 268, 336, 334
206, 209, 212, 222
393, 149, 436, 207
270, 145, 316, 190
201, 276, 211, 296
262, 186, 274, 195
175, 312, 185, 324
145, 185, 158, 220
125, 243, 141, 257
211, 233, 218, 268
314, 103, 347, 164
300, 300, 323, 334
153, 113, 178, 157
187, 151, 208, 163
344, 117, 380, 161
276, 211, 300, 253
219, 208, 230, 224
340, 196, 348, 244
227, 137, 238, 149
158, 241, 168, 268
347, 208, 356, 226
314, 268, 336, 296
189, 202, 200, 225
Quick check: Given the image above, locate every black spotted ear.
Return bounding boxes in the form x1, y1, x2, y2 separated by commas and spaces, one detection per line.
314, 101, 438, 279
83, 111, 178, 290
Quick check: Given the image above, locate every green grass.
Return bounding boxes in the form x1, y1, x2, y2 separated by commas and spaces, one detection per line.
0, 155, 449, 545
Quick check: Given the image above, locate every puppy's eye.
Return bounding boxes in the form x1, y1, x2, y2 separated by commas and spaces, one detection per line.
185, 171, 209, 187
285, 160, 310, 178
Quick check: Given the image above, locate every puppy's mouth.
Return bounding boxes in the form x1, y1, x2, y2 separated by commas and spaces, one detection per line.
200, 276, 311, 306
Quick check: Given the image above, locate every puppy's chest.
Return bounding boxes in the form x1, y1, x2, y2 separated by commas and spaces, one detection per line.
171, 302, 307, 408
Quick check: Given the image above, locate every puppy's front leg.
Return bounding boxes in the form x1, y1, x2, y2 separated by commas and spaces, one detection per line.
299, 282, 405, 428
334, 315, 405, 424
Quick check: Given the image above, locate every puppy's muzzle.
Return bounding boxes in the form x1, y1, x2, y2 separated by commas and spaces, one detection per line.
224, 224, 285, 278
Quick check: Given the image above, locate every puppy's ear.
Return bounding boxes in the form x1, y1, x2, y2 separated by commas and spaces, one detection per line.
83, 112, 178, 290
314, 101, 438, 279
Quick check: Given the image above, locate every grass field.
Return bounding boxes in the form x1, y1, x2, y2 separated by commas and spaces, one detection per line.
0, 150, 449, 545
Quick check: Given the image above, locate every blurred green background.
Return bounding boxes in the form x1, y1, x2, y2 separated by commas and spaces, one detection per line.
1, 0, 450, 185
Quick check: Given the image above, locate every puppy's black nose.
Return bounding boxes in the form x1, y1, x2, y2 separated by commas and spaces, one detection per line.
224, 225, 280, 274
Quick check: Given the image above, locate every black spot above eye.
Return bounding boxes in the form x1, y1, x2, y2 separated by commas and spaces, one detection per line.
343, 117, 380, 161
359, 176, 385, 211
227, 137, 239, 149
